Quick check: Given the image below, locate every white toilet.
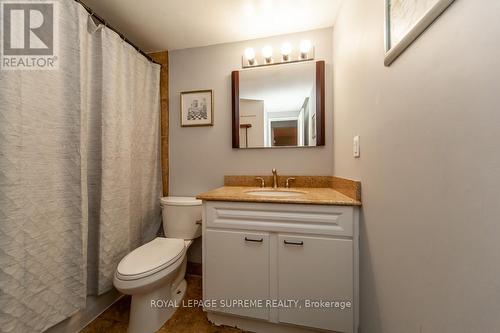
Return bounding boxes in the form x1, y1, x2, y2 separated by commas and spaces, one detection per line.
113, 196, 202, 333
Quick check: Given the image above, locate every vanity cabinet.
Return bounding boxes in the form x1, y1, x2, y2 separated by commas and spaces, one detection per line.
277, 235, 353, 332
202, 201, 359, 333
204, 229, 270, 320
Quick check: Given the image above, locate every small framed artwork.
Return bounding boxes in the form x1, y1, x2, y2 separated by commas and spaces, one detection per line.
384, 0, 455, 66
180, 90, 213, 127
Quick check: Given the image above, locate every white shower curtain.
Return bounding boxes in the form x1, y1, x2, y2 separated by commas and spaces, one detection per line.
0, 2, 87, 332
0, 1, 162, 331
84, 24, 162, 295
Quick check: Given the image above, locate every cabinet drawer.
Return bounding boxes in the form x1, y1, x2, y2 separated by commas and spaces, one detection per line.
278, 234, 354, 332
204, 229, 270, 320
205, 201, 354, 237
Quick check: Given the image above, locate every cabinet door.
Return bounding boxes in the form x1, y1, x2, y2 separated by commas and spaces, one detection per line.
278, 234, 353, 332
204, 229, 269, 320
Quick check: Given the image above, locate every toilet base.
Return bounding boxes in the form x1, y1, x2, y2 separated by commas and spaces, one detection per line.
128, 278, 187, 333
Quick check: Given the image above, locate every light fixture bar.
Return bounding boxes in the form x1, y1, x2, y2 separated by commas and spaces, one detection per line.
241, 41, 315, 69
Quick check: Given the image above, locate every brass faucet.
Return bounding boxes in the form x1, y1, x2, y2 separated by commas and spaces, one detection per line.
255, 177, 265, 188
272, 169, 278, 189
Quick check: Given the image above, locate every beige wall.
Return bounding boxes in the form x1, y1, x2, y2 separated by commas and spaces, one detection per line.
333, 0, 500, 332
169, 28, 333, 197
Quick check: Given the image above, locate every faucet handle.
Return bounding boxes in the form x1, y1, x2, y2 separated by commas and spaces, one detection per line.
285, 177, 296, 188
255, 177, 265, 188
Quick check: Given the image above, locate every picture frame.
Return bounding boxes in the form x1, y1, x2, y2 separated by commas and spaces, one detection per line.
180, 90, 213, 127
384, 0, 455, 66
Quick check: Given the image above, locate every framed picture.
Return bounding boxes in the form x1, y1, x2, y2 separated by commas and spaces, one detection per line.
180, 90, 213, 127
384, 0, 455, 66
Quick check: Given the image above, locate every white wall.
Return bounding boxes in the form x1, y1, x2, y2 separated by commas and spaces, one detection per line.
333, 1, 500, 332
169, 28, 333, 197
239, 99, 264, 148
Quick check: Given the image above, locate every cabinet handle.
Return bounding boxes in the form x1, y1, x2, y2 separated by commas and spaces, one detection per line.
284, 240, 304, 246
245, 237, 263, 243
195, 219, 202, 225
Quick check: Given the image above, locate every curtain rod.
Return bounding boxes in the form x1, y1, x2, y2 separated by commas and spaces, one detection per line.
74, 0, 161, 65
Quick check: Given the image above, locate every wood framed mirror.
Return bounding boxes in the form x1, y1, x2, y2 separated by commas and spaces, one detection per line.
232, 60, 325, 149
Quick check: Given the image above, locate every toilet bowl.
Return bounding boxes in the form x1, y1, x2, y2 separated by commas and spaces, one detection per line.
113, 196, 202, 333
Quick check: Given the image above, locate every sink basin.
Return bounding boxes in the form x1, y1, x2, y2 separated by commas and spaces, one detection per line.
245, 189, 307, 197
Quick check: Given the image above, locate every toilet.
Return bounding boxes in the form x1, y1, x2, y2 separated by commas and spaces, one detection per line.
113, 196, 202, 333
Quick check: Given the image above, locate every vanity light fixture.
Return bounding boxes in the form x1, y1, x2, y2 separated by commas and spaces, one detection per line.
241, 41, 314, 68
299, 40, 312, 60
262, 45, 273, 64
280, 42, 292, 62
244, 47, 256, 66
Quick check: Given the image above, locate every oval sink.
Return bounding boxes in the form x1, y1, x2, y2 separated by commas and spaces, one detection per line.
245, 189, 307, 197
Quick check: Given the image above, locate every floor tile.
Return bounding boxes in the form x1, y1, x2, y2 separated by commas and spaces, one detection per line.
81, 275, 246, 333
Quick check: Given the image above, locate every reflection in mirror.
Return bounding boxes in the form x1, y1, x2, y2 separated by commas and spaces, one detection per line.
271, 120, 298, 146
233, 61, 324, 148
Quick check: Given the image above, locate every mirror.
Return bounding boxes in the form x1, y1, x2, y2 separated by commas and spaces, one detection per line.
232, 60, 325, 148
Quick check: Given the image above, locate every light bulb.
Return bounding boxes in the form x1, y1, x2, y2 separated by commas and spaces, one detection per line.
280, 42, 292, 61
244, 47, 256, 65
262, 45, 273, 64
299, 40, 312, 59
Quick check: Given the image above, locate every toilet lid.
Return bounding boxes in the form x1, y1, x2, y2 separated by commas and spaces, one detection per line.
117, 238, 185, 279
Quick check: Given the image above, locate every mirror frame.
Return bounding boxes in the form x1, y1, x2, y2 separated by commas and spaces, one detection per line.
231, 60, 325, 149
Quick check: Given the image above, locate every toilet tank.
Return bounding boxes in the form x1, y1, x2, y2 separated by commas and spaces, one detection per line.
160, 197, 202, 240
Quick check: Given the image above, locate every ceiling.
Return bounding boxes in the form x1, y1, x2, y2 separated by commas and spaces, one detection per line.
82, 0, 343, 51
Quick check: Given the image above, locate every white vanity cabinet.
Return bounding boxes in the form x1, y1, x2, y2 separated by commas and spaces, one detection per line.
277, 234, 353, 332
204, 229, 270, 320
202, 201, 359, 333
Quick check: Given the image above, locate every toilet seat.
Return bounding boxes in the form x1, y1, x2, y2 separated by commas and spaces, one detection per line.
116, 237, 185, 281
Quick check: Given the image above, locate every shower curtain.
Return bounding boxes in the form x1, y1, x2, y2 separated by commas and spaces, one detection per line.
84, 23, 162, 295
0, 1, 162, 331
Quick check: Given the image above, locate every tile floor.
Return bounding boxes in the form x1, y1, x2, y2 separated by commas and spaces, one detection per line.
81, 275, 245, 333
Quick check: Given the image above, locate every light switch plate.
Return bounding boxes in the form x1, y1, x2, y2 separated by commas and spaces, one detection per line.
353, 136, 360, 158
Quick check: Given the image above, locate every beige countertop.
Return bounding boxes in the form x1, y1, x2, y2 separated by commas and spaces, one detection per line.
196, 186, 362, 206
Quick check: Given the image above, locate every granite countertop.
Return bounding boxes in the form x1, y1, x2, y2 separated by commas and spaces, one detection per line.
196, 186, 362, 206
